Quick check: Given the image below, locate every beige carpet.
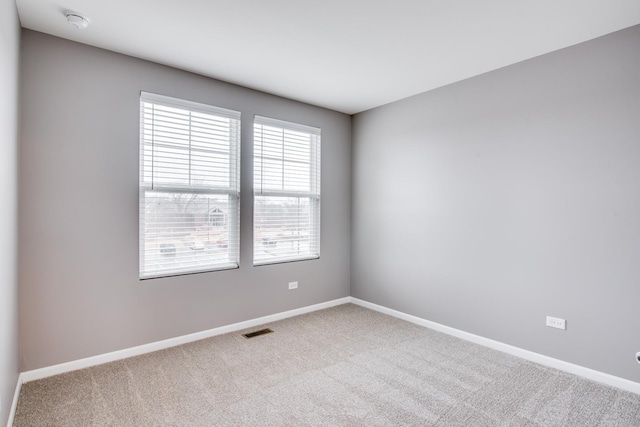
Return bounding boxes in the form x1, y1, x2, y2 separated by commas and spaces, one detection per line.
13, 304, 640, 426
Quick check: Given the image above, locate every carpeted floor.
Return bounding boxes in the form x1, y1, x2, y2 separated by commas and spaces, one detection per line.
13, 304, 640, 426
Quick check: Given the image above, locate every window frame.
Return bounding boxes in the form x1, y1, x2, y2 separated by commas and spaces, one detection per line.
253, 115, 321, 266
139, 92, 241, 279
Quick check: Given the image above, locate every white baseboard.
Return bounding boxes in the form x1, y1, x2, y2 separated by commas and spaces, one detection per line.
17, 295, 640, 397
20, 297, 351, 383
350, 297, 640, 395
7, 375, 22, 427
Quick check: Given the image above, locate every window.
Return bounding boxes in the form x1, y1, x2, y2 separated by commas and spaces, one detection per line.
253, 116, 321, 265
139, 92, 240, 279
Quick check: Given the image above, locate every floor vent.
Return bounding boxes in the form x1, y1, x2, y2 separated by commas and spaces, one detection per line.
243, 328, 273, 339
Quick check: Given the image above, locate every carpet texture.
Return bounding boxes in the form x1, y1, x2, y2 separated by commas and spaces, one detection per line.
13, 304, 640, 426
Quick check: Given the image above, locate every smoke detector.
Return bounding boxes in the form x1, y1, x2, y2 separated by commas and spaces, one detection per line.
65, 13, 90, 29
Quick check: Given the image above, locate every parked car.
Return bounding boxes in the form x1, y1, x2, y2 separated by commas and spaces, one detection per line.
189, 241, 205, 250
160, 243, 176, 255
262, 236, 277, 247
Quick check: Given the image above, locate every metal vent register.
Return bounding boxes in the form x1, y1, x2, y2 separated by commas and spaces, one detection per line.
242, 328, 273, 339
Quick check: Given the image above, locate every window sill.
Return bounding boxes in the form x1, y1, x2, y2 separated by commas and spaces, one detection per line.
140, 262, 239, 280
253, 255, 319, 267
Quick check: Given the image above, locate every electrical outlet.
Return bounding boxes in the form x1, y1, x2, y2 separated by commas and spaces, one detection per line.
288, 281, 298, 290
546, 316, 566, 330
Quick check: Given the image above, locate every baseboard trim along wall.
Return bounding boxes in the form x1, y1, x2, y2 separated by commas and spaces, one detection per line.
20, 297, 351, 384
12, 295, 639, 426
7, 375, 22, 427
350, 297, 640, 395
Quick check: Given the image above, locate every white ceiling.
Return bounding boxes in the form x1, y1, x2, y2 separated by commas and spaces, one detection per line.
15, 0, 640, 114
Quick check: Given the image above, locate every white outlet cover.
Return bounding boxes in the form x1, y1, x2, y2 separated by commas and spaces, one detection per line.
546, 316, 566, 330
288, 281, 298, 290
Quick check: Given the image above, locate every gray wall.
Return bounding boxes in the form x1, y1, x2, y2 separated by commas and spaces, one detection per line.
352, 25, 640, 382
19, 30, 351, 371
0, 0, 20, 423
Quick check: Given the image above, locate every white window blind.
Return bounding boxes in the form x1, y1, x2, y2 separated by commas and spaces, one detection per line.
253, 116, 320, 265
139, 92, 240, 279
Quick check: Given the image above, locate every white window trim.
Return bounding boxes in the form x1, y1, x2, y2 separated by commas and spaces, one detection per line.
253, 115, 321, 266
139, 92, 241, 279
